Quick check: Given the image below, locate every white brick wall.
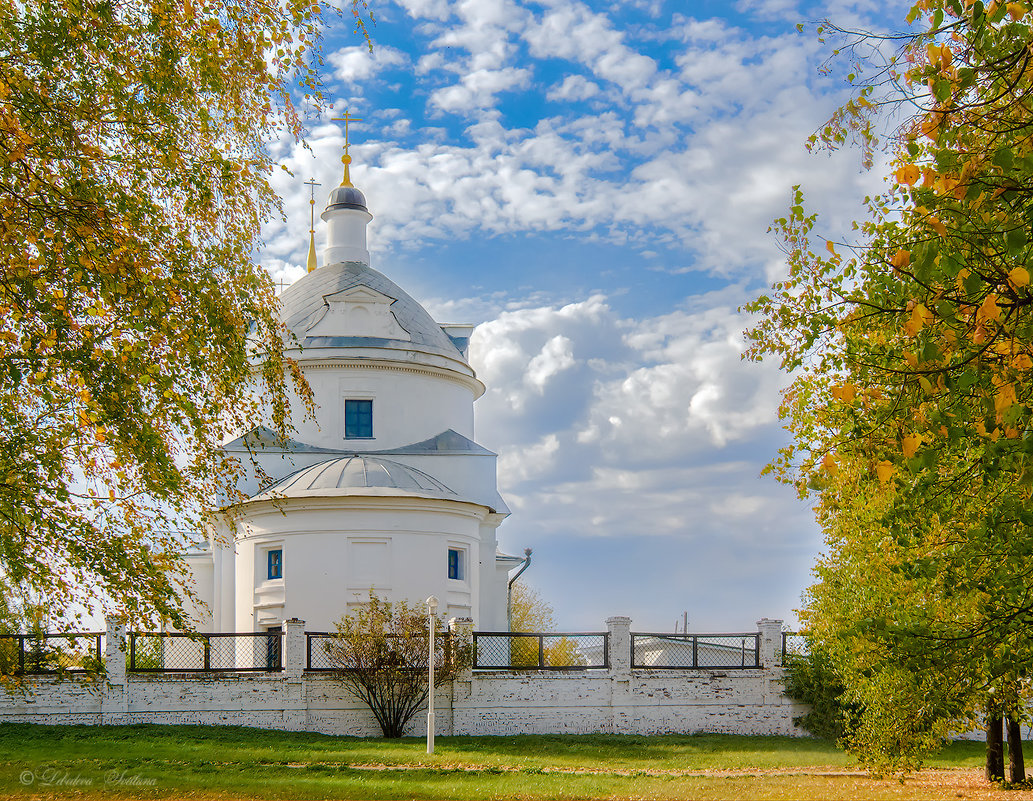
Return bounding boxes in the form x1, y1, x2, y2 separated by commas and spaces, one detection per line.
0, 617, 810, 737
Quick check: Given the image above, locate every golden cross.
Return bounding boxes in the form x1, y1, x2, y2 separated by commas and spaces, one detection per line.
331, 111, 363, 152
304, 177, 321, 232
330, 111, 363, 187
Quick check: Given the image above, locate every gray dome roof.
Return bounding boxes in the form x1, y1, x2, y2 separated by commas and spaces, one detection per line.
255, 455, 456, 500
326, 185, 368, 212
278, 262, 466, 361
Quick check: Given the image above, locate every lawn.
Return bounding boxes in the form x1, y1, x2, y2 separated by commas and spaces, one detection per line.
0, 723, 1029, 800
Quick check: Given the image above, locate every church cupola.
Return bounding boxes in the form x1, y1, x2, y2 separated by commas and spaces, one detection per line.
321, 112, 372, 267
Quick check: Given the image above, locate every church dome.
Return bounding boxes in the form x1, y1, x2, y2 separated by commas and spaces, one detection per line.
326, 185, 368, 212
278, 262, 467, 362
252, 455, 457, 501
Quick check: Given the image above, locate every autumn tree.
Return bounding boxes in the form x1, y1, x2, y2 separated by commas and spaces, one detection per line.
507, 581, 584, 667
746, 0, 1033, 779
0, 0, 372, 631
509, 581, 557, 633
322, 593, 471, 738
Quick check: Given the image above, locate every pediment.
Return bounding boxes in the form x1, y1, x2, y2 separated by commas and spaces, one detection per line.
305, 284, 412, 340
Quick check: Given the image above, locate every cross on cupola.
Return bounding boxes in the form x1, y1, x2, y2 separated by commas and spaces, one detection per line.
320, 110, 372, 267
331, 111, 363, 188
304, 177, 321, 273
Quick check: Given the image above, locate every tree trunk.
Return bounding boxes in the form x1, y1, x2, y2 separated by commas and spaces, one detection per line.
987, 712, 1005, 782
1008, 716, 1025, 785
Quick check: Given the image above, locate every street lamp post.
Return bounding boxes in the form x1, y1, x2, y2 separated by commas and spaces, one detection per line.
426, 595, 438, 755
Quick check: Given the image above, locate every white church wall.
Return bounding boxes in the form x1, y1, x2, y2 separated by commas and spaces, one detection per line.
389, 453, 506, 514
287, 365, 476, 451
231, 498, 487, 631
179, 554, 214, 632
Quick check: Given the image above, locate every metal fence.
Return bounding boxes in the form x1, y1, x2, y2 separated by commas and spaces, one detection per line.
128, 632, 283, 672
305, 631, 457, 671
306, 632, 340, 671
0, 633, 104, 675
631, 633, 760, 669
781, 631, 809, 660
472, 631, 608, 670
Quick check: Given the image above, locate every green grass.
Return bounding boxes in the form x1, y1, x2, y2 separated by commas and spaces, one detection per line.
0, 723, 1018, 800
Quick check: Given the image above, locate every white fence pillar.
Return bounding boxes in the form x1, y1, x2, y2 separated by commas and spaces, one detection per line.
284, 618, 306, 678
756, 618, 783, 668
104, 617, 127, 685
606, 616, 631, 679
101, 617, 128, 723
283, 618, 307, 731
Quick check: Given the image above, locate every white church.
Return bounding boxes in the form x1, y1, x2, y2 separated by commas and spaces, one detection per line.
181, 136, 525, 635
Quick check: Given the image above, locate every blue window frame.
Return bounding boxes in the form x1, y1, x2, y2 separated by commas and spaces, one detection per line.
345, 399, 373, 438
267, 549, 282, 580
447, 548, 464, 581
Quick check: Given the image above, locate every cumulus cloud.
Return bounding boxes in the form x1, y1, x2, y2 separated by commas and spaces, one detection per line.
430, 67, 533, 113
261, 0, 882, 283
546, 75, 601, 102
470, 290, 787, 503
329, 45, 408, 84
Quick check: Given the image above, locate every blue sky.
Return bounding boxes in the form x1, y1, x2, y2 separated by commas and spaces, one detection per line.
259, 0, 909, 632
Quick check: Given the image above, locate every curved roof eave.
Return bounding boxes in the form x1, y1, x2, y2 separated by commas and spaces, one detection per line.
241, 486, 498, 513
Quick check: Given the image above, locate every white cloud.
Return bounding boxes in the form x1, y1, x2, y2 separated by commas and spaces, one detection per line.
469, 290, 788, 504
526, 335, 576, 393
328, 45, 407, 84
430, 67, 533, 113
546, 75, 601, 102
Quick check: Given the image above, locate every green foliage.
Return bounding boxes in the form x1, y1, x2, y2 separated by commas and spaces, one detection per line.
781, 646, 851, 742
745, 0, 1033, 776
0, 0, 370, 632
324, 593, 472, 738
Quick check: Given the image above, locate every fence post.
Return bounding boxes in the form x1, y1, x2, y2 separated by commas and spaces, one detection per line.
282, 619, 307, 732
284, 619, 306, 679
105, 618, 127, 685
101, 617, 129, 724
606, 616, 631, 679
755, 618, 783, 668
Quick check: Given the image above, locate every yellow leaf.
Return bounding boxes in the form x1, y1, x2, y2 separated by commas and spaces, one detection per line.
826, 240, 837, 256
876, 461, 895, 482
1009, 266, 1029, 288
904, 351, 919, 368
922, 114, 941, 139
832, 383, 857, 403
1012, 354, 1033, 369
929, 216, 947, 238
995, 382, 1017, 415
978, 293, 1001, 323
905, 303, 932, 337
890, 249, 911, 270
902, 433, 922, 459
821, 453, 838, 474
896, 163, 921, 185
1008, 2, 1025, 19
